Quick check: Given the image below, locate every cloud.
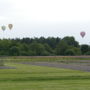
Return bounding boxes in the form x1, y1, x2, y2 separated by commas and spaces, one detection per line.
0, 0, 90, 23
9, 0, 90, 22
0, 0, 13, 17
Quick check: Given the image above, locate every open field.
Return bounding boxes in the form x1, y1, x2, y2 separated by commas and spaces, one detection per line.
0, 56, 90, 90
3, 56, 90, 72
0, 63, 90, 90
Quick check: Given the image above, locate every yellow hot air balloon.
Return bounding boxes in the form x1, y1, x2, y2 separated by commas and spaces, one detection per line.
8, 24, 13, 30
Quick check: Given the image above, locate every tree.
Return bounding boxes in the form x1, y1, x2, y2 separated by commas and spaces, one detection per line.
29, 42, 48, 56
18, 43, 30, 56
85, 51, 90, 55
56, 40, 69, 55
65, 49, 75, 56
80, 44, 89, 54
65, 47, 81, 56
46, 37, 61, 48
72, 47, 81, 55
44, 43, 54, 55
62, 36, 79, 47
0, 36, 88, 56
9, 46, 20, 56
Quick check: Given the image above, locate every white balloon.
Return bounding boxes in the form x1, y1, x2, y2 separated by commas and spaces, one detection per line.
1, 26, 6, 31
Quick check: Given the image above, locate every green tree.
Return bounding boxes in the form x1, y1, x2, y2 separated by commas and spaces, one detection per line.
62, 36, 79, 47
46, 37, 61, 48
9, 46, 20, 56
56, 40, 69, 55
29, 42, 48, 56
44, 43, 54, 55
65, 49, 75, 56
80, 44, 89, 54
85, 51, 90, 55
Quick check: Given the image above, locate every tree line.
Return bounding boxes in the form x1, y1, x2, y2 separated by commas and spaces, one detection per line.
0, 36, 89, 56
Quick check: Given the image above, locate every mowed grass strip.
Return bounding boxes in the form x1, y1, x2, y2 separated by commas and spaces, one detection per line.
2, 56, 90, 63
0, 63, 90, 90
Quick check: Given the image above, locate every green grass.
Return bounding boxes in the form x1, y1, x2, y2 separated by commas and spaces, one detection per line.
0, 62, 90, 90
1, 56, 90, 63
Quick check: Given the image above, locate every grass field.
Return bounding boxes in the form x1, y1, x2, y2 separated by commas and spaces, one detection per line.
0, 61, 90, 90
2, 56, 90, 63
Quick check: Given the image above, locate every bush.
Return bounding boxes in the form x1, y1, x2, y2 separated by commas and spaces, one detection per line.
65, 49, 75, 56
84, 51, 90, 55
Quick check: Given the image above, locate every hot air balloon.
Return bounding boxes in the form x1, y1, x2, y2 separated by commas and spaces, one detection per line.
8, 24, 13, 30
80, 31, 86, 38
1, 26, 6, 31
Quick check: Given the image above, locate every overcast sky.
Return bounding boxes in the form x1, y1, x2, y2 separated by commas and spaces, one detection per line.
0, 0, 90, 44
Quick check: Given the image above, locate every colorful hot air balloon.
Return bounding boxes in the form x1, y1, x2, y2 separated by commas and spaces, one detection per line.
80, 31, 86, 38
8, 24, 13, 30
1, 26, 6, 31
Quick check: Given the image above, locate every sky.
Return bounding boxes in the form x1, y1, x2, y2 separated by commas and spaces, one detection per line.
0, 0, 90, 44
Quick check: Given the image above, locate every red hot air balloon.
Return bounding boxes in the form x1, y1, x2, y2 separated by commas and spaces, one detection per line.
80, 31, 86, 38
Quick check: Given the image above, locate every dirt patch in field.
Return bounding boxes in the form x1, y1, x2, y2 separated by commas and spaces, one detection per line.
21, 61, 90, 72
0, 66, 16, 69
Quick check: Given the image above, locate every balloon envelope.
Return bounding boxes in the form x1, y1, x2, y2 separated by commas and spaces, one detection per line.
8, 24, 13, 30
1, 26, 6, 31
80, 31, 86, 38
